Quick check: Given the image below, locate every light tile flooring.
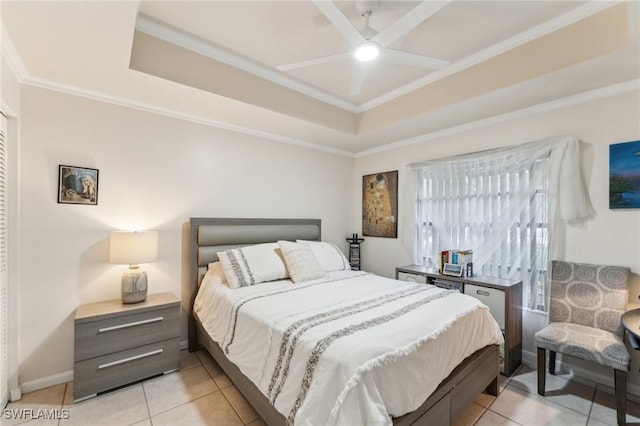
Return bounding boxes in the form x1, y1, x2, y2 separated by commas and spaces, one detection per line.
4, 350, 640, 425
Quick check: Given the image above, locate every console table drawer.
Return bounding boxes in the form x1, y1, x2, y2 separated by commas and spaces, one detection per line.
464, 284, 505, 329
75, 306, 180, 362
74, 337, 180, 400
397, 272, 427, 284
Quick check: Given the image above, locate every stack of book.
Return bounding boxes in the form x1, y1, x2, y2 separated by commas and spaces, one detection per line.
439, 249, 473, 277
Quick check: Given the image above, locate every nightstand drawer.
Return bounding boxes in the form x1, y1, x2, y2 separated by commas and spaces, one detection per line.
74, 337, 180, 400
397, 272, 427, 283
75, 306, 180, 362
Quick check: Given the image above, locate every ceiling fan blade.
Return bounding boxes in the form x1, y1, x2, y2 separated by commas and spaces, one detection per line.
372, 0, 451, 48
350, 62, 367, 95
312, 0, 365, 46
383, 49, 449, 69
278, 52, 351, 71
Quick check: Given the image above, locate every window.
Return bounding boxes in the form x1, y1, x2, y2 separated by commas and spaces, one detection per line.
416, 156, 550, 311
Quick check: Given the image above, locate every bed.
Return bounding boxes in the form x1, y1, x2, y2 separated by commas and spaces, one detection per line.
187, 218, 502, 425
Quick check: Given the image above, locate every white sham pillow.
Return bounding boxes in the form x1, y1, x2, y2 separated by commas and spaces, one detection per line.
296, 240, 351, 272
278, 241, 326, 283
217, 243, 288, 288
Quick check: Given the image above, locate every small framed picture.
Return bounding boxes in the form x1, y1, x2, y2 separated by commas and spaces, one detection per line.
58, 165, 99, 205
442, 263, 464, 277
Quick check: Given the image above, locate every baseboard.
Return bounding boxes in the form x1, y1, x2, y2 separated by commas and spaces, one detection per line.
9, 387, 21, 402
20, 370, 73, 395
180, 339, 188, 350
522, 349, 640, 401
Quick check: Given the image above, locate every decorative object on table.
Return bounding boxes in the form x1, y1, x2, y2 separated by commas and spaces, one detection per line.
346, 233, 364, 271
442, 263, 464, 277
110, 231, 158, 304
610, 140, 640, 209
362, 170, 398, 238
58, 165, 99, 205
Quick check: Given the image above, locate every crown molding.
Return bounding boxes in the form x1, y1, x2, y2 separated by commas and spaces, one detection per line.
135, 14, 360, 114
1, 27, 29, 82
21, 75, 638, 160
360, 1, 624, 111
22, 76, 356, 158
356, 79, 640, 157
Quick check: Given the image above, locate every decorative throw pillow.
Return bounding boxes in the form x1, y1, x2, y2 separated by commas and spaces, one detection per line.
217, 243, 288, 288
296, 240, 351, 272
278, 240, 327, 283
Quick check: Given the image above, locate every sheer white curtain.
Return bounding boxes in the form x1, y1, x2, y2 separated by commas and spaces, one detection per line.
400, 136, 594, 312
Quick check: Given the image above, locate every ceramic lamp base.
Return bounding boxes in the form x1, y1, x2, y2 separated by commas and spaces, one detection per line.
121, 269, 148, 304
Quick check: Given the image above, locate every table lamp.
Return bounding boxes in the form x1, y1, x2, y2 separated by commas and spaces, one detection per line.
109, 231, 158, 304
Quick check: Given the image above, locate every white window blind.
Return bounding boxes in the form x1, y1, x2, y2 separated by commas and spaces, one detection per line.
403, 136, 595, 317
416, 156, 550, 311
0, 113, 7, 408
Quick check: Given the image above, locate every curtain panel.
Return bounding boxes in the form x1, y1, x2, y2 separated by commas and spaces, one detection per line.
400, 136, 594, 312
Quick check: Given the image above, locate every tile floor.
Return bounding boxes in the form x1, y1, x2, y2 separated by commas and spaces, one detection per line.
4, 350, 640, 425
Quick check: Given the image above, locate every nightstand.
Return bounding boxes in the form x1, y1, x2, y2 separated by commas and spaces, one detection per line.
74, 292, 181, 402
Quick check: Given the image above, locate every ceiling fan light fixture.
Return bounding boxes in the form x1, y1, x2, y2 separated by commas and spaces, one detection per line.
354, 41, 380, 62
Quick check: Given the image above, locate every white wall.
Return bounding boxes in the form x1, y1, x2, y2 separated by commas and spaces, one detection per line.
354, 90, 640, 389
17, 86, 354, 386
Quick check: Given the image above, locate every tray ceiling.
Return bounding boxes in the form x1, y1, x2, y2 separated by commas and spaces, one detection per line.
2, 1, 639, 154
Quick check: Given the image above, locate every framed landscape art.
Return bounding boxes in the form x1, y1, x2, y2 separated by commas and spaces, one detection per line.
610, 140, 640, 209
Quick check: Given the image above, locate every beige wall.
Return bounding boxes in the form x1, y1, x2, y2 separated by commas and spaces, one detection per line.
354, 90, 640, 388
16, 86, 354, 386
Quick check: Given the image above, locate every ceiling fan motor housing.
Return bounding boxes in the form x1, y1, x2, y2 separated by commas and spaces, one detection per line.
355, 0, 379, 16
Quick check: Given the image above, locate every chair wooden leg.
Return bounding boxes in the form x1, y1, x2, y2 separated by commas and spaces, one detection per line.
615, 369, 626, 426
548, 350, 556, 375
537, 347, 545, 396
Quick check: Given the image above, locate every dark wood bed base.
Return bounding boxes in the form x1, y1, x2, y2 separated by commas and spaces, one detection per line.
187, 218, 499, 425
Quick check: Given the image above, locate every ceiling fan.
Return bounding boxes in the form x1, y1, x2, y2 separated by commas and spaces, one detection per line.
278, 0, 451, 96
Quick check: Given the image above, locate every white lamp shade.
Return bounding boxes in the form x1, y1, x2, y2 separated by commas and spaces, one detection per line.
110, 231, 158, 265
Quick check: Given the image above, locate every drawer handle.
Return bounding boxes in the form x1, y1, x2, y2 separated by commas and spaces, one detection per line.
406, 277, 417, 282
98, 317, 164, 333
476, 290, 490, 297
98, 349, 163, 369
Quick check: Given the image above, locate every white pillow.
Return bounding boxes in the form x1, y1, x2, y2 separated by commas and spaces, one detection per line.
206, 261, 228, 285
278, 241, 326, 283
217, 243, 288, 288
296, 240, 351, 272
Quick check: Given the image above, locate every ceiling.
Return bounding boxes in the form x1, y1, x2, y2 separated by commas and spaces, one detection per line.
2, 1, 639, 156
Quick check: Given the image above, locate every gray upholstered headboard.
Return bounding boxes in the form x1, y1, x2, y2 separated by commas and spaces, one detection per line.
188, 218, 321, 349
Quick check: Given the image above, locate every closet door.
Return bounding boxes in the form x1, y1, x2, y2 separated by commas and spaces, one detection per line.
0, 113, 8, 408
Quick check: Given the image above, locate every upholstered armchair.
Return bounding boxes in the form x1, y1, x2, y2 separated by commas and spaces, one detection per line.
535, 261, 630, 426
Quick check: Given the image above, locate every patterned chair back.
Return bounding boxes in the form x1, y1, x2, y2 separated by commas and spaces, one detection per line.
550, 261, 630, 337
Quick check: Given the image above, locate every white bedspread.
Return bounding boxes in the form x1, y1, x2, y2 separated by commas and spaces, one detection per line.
194, 270, 503, 426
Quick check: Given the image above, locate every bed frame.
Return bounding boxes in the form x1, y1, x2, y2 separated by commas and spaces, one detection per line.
187, 217, 499, 425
